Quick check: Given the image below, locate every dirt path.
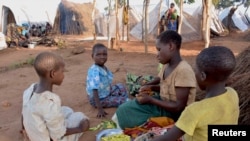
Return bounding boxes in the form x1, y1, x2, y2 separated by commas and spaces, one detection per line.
0, 31, 249, 141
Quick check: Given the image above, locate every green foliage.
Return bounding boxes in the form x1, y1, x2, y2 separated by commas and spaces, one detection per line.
118, 0, 126, 6
9, 57, 35, 70
215, 0, 250, 8
175, 0, 195, 5
244, 0, 250, 7
212, 0, 220, 6
104, 7, 109, 12
174, 0, 179, 5
216, 0, 235, 8
56, 38, 67, 49
185, 0, 195, 4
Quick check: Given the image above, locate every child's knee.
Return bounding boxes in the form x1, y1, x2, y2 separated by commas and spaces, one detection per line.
61, 106, 74, 119
66, 112, 89, 128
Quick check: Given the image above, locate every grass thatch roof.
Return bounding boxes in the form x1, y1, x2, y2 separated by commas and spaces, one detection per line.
53, 0, 94, 35
226, 46, 250, 125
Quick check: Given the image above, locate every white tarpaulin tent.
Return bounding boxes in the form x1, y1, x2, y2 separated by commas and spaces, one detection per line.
219, 5, 250, 32
129, 1, 228, 42
94, 6, 141, 38
0, 32, 7, 50
0, 0, 61, 34
93, 1, 204, 42
130, 1, 204, 42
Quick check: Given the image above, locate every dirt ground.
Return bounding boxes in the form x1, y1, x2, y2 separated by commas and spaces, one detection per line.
0, 31, 249, 141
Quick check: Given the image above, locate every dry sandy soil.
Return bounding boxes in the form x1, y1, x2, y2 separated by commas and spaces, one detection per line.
0, 31, 249, 141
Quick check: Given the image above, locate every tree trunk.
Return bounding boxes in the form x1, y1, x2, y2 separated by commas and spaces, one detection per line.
115, 0, 119, 49
144, 0, 150, 53
227, 6, 237, 32
177, 0, 183, 34
202, 0, 211, 48
122, 6, 125, 41
126, 0, 130, 41
142, 1, 145, 42
92, 0, 97, 43
245, 6, 250, 24
157, 0, 163, 35
107, 0, 112, 49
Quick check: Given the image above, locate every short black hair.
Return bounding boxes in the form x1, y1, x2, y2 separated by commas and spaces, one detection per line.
196, 46, 236, 81
156, 30, 182, 49
34, 52, 64, 77
92, 43, 107, 55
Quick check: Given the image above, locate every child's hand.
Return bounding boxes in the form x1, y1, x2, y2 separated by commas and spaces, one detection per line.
97, 109, 108, 118
139, 85, 151, 92
136, 93, 153, 104
19, 129, 29, 141
79, 119, 90, 132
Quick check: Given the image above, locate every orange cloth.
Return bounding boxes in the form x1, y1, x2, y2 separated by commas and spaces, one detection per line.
149, 117, 174, 127
124, 127, 148, 139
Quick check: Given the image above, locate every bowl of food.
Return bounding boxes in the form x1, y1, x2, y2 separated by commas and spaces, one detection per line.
96, 129, 129, 141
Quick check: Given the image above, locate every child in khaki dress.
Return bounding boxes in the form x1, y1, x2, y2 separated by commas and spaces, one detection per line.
113, 30, 196, 129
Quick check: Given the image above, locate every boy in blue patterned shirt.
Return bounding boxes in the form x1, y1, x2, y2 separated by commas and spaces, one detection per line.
86, 43, 128, 118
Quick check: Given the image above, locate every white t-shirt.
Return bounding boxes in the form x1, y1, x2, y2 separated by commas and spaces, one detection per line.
22, 83, 66, 141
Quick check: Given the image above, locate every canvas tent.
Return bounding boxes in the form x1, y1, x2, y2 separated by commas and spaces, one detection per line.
94, 6, 141, 39
92, 0, 226, 42
1, 0, 100, 36
129, 1, 228, 42
0, 0, 61, 34
0, 32, 7, 50
219, 5, 250, 32
129, 1, 203, 42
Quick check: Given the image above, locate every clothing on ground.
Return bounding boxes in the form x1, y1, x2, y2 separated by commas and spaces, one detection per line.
88, 83, 128, 107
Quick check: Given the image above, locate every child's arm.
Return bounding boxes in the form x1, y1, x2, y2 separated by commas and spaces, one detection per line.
153, 125, 185, 141
93, 89, 108, 118
20, 115, 29, 140
21, 115, 24, 130
143, 76, 160, 86
137, 87, 190, 113
150, 87, 190, 112
140, 77, 161, 92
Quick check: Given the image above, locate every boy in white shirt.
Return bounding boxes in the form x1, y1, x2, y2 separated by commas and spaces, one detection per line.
21, 52, 89, 141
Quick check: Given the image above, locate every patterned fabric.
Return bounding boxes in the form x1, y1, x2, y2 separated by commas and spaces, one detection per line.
86, 64, 113, 99
88, 83, 128, 108
175, 87, 239, 141
167, 20, 177, 31
126, 73, 155, 96
166, 8, 178, 20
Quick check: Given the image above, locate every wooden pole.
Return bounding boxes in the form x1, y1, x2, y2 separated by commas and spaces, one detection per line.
126, 0, 129, 41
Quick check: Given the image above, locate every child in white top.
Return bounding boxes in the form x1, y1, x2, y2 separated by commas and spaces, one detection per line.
21, 52, 89, 141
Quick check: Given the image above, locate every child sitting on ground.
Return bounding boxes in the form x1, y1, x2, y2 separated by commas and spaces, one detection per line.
113, 30, 197, 129
21, 52, 89, 141
153, 46, 240, 141
86, 43, 128, 118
